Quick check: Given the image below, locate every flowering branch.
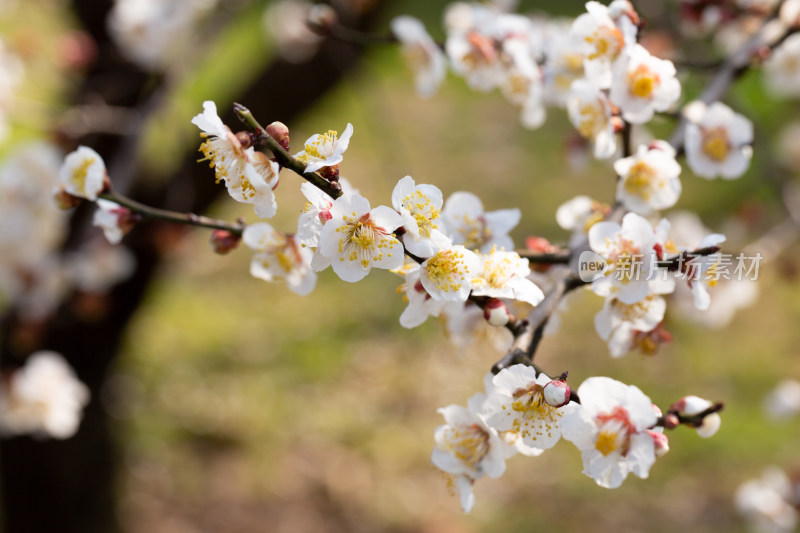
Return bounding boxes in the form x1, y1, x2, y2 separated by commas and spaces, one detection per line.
100, 189, 245, 235
233, 103, 342, 199
658, 401, 725, 429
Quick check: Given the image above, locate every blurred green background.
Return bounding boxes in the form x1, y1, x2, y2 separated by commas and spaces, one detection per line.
5, 0, 800, 531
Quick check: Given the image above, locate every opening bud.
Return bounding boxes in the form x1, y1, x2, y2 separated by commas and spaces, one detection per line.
543, 375, 571, 408
483, 298, 509, 327
210, 230, 241, 255
266, 121, 290, 152
648, 430, 670, 457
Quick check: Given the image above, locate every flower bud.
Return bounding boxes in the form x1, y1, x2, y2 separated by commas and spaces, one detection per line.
483, 298, 509, 327
696, 412, 721, 438
663, 413, 679, 429
266, 121, 290, 152
235, 131, 253, 149
210, 230, 241, 255
308, 4, 337, 31
543, 378, 571, 408
54, 188, 82, 209
648, 430, 670, 457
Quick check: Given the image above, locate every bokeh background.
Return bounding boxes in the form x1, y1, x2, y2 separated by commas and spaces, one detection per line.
1, 0, 800, 532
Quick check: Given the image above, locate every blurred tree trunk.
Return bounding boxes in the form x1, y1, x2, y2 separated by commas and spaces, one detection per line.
0, 2, 390, 532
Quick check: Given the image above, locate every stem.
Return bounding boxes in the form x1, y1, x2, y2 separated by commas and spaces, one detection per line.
100, 190, 245, 235
516, 250, 571, 264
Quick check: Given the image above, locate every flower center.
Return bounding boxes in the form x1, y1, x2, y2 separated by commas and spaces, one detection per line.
303, 130, 338, 160
402, 190, 440, 237
578, 102, 606, 139
628, 64, 659, 99
70, 156, 95, 190
701, 127, 730, 162
586, 25, 624, 61
594, 406, 635, 456
447, 423, 491, 471
623, 160, 658, 200
426, 249, 470, 293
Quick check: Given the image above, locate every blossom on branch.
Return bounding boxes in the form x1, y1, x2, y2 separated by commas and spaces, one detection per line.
391, 175, 450, 257
614, 141, 682, 215
58, 145, 107, 201
470, 247, 545, 307
0, 351, 90, 439
482, 365, 569, 456
316, 192, 404, 282
243, 222, 316, 296
419, 245, 481, 302
294, 123, 353, 174
432, 394, 507, 512
391, 16, 446, 97
441, 191, 521, 253
567, 78, 617, 159
609, 44, 681, 124
594, 294, 666, 357
684, 101, 753, 180
192, 101, 280, 218
561, 376, 658, 488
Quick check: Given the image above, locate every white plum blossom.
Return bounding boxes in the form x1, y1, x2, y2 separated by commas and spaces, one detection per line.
441, 191, 521, 253
542, 21, 586, 106
108, 0, 216, 71
432, 393, 507, 512
262, 0, 324, 64
419, 245, 481, 302
614, 141, 682, 215
763, 379, 800, 421
570, 0, 638, 89
64, 241, 136, 294
243, 223, 316, 296
192, 101, 280, 218
561, 376, 658, 488
394, 262, 449, 328
567, 78, 617, 159
59, 145, 107, 201
470, 248, 545, 307
764, 33, 800, 97
391, 175, 450, 257
445, 7, 506, 92
556, 195, 610, 246
391, 16, 447, 97
500, 37, 546, 129
316, 192, 404, 282
610, 44, 681, 124
482, 365, 569, 456
594, 294, 666, 357
735, 467, 799, 533
684, 101, 753, 180
588, 212, 675, 304
294, 123, 353, 174
0, 352, 90, 439
93, 199, 131, 245
664, 212, 727, 311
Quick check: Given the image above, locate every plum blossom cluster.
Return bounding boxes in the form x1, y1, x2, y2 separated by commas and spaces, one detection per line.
735, 467, 800, 533
0, 142, 134, 320
432, 368, 719, 511
0, 351, 89, 439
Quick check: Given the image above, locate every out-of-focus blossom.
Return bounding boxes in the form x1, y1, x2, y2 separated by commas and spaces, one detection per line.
441, 191, 520, 253
0, 352, 90, 439
735, 467, 798, 533
391, 16, 447, 97
763, 379, 800, 421
685, 101, 753, 180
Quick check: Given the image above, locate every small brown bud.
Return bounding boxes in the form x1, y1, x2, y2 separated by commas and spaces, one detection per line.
54, 188, 82, 209
319, 164, 339, 181
266, 121, 290, 151
236, 131, 253, 149
663, 413, 680, 429
210, 230, 241, 255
